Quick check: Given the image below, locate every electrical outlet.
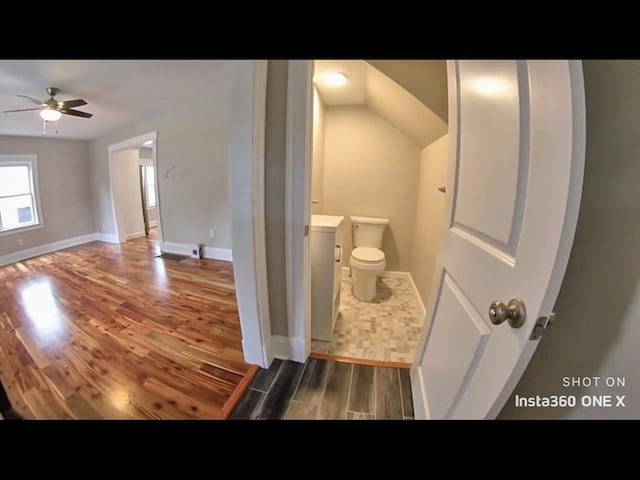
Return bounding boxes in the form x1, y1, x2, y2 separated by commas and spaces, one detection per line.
102, 223, 105, 231
209, 229, 214, 238
18, 238, 23, 246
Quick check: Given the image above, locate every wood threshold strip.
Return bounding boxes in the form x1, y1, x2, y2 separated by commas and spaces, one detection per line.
309, 351, 412, 369
220, 364, 260, 419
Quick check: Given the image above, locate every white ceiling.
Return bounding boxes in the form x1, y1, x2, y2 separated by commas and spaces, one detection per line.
0, 60, 234, 140
313, 60, 447, 149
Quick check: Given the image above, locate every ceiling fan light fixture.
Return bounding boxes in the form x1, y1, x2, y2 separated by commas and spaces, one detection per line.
40, 108, 62, 122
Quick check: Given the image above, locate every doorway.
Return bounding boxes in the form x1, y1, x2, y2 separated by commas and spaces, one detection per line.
280, 60, 585, 419
307, 60, 449, 366
227, 60, 584, 419
108, 131, 162, 252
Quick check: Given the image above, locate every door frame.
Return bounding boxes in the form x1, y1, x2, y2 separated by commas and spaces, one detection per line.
233, 58, 585, 402
284, 58, 585, 416
108, 131, 162, 246
284, 60, 314, 362
227, 60, 272, 368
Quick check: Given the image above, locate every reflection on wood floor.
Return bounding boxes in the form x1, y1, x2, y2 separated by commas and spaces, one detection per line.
0, 229, 256, 419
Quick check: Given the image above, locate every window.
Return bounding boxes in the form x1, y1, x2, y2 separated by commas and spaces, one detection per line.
0, 155, 41, 233
145, 165, 156, 208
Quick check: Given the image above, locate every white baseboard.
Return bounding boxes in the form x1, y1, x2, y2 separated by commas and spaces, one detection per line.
161, 241, 191, 256
0, 233, 99, 267
407, 273, 427, 318
126, 231, 146, 241
267, 335, 307, 363
162, 241, 233, 262
95, 233, 121, 244
204, 246, 233, 262
342, 266, 350, 278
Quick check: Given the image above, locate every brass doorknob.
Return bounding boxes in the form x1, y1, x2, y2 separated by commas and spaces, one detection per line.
488, 299, 526, 328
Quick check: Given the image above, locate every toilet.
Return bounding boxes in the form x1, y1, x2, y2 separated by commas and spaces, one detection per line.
349, 216, 389, 302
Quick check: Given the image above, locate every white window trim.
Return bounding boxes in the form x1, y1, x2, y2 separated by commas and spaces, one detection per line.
0, 155, 44, 235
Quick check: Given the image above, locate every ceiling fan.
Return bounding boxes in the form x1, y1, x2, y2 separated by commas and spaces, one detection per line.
2, 87, 93, 121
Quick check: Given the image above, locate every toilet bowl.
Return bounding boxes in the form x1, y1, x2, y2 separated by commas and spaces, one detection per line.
350, 247, 386, 302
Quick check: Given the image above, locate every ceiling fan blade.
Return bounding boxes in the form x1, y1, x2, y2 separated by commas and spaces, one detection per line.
61, 109, 93, 118
58, 99, 87, 109
16, 95, 44, 106
3, 108, 42, 113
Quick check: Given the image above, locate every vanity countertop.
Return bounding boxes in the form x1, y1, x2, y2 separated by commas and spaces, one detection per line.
311, 214, 344, 232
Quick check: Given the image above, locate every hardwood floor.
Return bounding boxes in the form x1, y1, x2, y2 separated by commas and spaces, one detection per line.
0, 230, 257, 419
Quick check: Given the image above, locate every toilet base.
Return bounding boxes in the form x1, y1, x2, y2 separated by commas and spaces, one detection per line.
352, 271, 378, 302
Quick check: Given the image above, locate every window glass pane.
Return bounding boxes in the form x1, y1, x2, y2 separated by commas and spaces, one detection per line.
0, 194, 35, 229
146, 166, 155, 186
147, 188, 156, 207
0, 166, 31, 196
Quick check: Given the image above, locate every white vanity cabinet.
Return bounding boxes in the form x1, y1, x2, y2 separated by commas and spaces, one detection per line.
310, 215, 344, 342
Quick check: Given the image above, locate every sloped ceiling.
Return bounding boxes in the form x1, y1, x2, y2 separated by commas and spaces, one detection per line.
314, 60, 447, 149
367, 60, 448, 123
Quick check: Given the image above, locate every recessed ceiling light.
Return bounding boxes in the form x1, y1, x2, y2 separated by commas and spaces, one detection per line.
143, 140, 154, 146
322, 72, 347, 87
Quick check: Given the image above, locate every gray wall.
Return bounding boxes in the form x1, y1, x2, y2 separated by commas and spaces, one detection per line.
322, 106, 420, 271
0, 136, 93, 256
89, 64, 233, 249
500, 60, 640, 419
264, 60, 289, 337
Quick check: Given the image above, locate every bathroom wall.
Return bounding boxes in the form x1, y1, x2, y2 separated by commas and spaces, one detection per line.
322, 105, 420, 271
311, 86, 325, 215
410, 134, 449, 307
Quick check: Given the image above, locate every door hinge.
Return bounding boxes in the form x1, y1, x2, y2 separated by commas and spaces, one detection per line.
530, 313, 556, 340
304, 225, 309, 237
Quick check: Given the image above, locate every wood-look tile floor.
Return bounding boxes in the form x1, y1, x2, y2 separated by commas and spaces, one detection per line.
0, 229, 255, 419
230, 358, 414, 420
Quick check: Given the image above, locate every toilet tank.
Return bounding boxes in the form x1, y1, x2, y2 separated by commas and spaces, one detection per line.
351, 216, 389, 248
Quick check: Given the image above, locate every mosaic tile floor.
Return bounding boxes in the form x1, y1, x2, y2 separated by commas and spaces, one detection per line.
311, 275, 425, 363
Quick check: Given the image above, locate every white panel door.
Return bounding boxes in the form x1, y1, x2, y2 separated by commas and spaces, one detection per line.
411, 60, 585, 419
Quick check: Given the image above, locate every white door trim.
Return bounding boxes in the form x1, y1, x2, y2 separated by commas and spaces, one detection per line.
228, 60, 272, 368
285, 60, 314, 362
107, 131, 162, 247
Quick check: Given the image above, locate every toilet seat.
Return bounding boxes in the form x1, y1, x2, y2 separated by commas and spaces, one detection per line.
351, 247, 385, 263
